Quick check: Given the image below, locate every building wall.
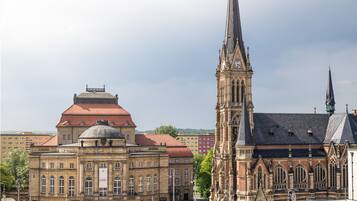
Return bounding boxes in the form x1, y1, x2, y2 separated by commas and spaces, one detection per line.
168, 157, 194, 201
177, 134, 214, 155
0, 133, 53, 157
57, 126, 135, 145
29, 146, 170, 201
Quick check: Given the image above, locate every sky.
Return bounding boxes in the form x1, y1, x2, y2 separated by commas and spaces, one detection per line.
1, 0, 357, 132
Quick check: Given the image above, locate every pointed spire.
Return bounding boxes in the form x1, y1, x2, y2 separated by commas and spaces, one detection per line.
224, 0, 246, 61
326, 68, 335, 115
236, 96, 253, 146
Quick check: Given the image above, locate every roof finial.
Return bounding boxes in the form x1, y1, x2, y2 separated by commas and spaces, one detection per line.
346, 104, 349, 114
326, 67, 335, 115
314, 106, 317, 114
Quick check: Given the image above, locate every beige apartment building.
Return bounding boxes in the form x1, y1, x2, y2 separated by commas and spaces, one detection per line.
0, 132, 53, 157
29, 87, 194, 201
176, 133, 214, 155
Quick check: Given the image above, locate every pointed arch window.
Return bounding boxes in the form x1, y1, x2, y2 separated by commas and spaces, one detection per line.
314, 164, 326, 190
231, 80, 236, 103
342, 161, 348, 189
293, 165, 307, 190
236, 80, 241, 103
240, 81, 245, 103
273, 166, 287, 190
329, 161, 337, 189
256, 167, 265, 189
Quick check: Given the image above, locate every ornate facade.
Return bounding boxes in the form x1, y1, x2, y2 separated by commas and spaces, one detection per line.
210, 0, 357, 201
29, 88, 194, 201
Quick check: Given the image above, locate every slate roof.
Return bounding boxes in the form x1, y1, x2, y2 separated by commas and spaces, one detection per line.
253, 148, 326, 158
252, 113, 357, 145
236, 97, 253, 145
253, 113, 330, 145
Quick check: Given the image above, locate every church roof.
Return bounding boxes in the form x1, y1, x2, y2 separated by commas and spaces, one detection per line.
252, 113, 357, 145
253, 148, 326, 158
253, 113, 329, 145
236, 97, 253, 145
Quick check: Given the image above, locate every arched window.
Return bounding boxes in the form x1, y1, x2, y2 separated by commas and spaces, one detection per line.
329, 161, 337, 189
59, 176, 64, 194
146, 175, 152, 192
314, 164, 326, 190
128, 176, 135, 196
342, 161, 348, 189
294, 165, 307, 190
273, 166, 287, 190
241, 81, 245, 103
153, 174, 158, 192
256, 167, 265, 189
138, 176, 143, 193
113, 177, 122, 195
236, 81, 240, 103
231, 80, 236, 103
50, 176, 55, 194
41, 175, 46, 193
84, 177, 93, 196
68, 176, 75, 197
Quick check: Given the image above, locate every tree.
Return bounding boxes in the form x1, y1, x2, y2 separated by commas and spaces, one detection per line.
5, 149, 29, 201
0, 162, 14, 191
196, 150, 213, 198
193, 154, 204, 177
154, 125, 178, 138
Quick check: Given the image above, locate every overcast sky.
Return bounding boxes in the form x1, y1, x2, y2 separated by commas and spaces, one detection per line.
1, 0, 357, 132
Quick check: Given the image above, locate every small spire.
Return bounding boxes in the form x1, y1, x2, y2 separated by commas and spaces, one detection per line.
346, 104, 349, 114
224, 0, 247, 62
326, 68, 336, 115
314, 107, 317, 114
236, 96, 253, 146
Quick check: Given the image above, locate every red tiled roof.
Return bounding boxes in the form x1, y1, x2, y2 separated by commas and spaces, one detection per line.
135, 134, 185, 147
57, 104, 136, 127
63, 104, 130, 115
135, 134, 193, 157
41, 135, 58, 146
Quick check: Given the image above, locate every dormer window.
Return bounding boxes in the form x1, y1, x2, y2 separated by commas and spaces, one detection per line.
288, 129, 294, 136
307, 129, 313, 136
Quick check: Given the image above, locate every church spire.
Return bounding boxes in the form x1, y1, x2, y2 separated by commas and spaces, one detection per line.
224, 0, 246, 62
326, 68, 336, 115
236, 96, 253, 146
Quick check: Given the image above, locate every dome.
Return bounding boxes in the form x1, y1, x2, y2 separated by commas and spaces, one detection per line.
79, 120, 125, 139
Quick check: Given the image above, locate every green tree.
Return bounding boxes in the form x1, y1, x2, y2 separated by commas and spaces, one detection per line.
196, 150, 213, 198
193, 154, 204, 177
0, 162, 14, 191
154, 125, 178, 138
4, 149, 29, 201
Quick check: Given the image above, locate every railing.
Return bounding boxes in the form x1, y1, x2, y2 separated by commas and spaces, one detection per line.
314, 182, 326, 190
294, 183, 307, 190
273, 183, 287, 191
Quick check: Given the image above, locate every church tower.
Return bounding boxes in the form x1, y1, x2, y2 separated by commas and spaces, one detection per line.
211, 0, 254, 200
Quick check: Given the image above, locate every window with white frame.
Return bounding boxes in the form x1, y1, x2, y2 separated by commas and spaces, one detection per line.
59, 176, 64, 194
294, 165, 307, 190
41, 175, 46, 193
68, 176, 75, 197
273, 166, 287, 190
113, 177, 121, 195
50, 176, 55, 194
128, 176, 135, 196
153, 174, 158, 192
84, 177, 93, 196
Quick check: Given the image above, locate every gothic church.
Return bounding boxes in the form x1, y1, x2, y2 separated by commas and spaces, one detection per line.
210, 0, 357, 201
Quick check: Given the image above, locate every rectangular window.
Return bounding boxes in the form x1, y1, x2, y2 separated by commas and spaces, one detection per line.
41, 162, 46, 169
70, 163, 75, 169
59, 163, 64, 169
50, 163, 55, 169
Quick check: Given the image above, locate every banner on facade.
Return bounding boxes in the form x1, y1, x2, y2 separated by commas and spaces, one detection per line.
99, 168, 108, 188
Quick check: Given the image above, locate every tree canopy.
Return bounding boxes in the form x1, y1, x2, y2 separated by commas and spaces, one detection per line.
195, 150, 213, 199
154, 125, 178, 138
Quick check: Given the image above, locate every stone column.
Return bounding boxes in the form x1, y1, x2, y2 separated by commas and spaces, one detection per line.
269, 173, 273, 190
79, 162, 84, 194
309, 172, 314, 190
122, 162, 127, 195
337, 172, 341, 190
108, 162, 113, 194
94, 162, 98, 193
288, 173, 294, 189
